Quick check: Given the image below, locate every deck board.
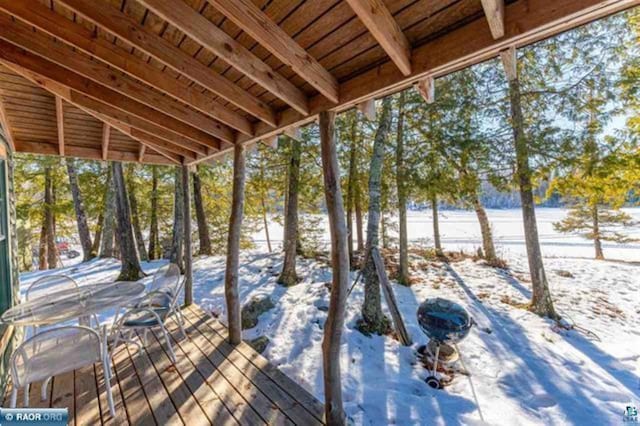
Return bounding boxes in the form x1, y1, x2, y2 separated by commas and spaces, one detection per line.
3, 304, 325, 425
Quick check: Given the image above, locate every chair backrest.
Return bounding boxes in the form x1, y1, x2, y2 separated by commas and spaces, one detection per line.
149, 263, 181, 295
26, 275, 79, 301
10, 326, 101, 388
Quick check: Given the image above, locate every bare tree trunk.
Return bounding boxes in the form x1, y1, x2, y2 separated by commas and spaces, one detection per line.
355, 186, 364, 253
319, 110, 348, 426
99, 168, 116, 258
182, 165, 193, 305
38, 223, 47, 270
362, 97, 392, 335
193, 166, 212, 256
396, 92, 409, 285
278, 137, 301, 286
261, 195, 272, 253
91, 212, 103, 257
431, 195, 443, 256
111, 162, 144, 281
506, 72, 558, 319
593, 206, 604, 260
148, 165, 159, 260
169, 167, 184, 272
225, 143, 246, 345
126, 165, 148, 262
66, 159, 94, 261
346, 112, 358, 263
472, 193, 497, 262
44, 165, 57, 269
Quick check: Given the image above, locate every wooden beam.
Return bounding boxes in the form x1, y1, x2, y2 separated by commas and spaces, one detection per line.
3, 63, 203, 163
14, 139, 175, 165
318, 110, 348, 425
283, 127, 301, 141
138, 0, 309, 116
193, 0, 639, 164
0, 41, 221, 152
181, 164, 193, 305
481, 0, 505, 39
55, 96, 64, 156
0, 95, 15, 150
357, 99, 376, 120
500, 46, 517, 81
0, 12, 235, 144
262, 135, 278, 148
415, 76, 435, 104
0, 0, 252, 135
101, 123, 110, 161
56, 0, 276, 126
225, 142, 246, 345
138, 145, 146, 163
207, 0, 339, 103
344, 0, 411, 76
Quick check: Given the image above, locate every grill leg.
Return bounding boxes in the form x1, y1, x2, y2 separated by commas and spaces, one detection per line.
432, 343, 440, 377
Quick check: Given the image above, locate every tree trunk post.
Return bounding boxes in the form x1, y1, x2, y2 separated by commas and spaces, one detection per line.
169, 167, 185, 271
278, 136, 301, 286
225, 142, 246, 345
502, 47, 558, 319
44, 165, 57, 269
111, 162, 145, 281
182, 165, 193, 306
148, 165, 159, 260
126, 165, 148, 262
66, 158, 94, 261
592, 206, 604, 260
472, 194, 497, 262
346, 112, 358, 263
319, 110, 348, 426
99, 168, 116, 258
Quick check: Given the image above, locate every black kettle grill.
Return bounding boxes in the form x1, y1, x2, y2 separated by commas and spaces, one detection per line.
416, 297, 474, 388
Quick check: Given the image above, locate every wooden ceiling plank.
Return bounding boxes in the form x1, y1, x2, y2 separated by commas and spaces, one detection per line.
0, 13, 235, 144
138, 0, 309, 115
207, 0, 339, 103
3, 62, 209, 160
0, 40, 221, 151
101, 122, 110, 161
55, 0, 276, 126
55, 96, 65, 156
344, 0, 411, 76
0, 0, 252, 135
481, 0, 505, 39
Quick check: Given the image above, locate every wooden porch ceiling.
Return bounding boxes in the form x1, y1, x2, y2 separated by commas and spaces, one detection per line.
0, 0, 636, 166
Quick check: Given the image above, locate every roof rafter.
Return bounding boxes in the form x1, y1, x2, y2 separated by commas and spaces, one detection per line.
55, 0, 277, 126
55, 96, 64, 156
0, 0, 252, 136
207, 0, 339, 103
481, 0, 505, 39
0, 94, 15, 150
138, 0, 309, 116
345, 0, 411, 76
0, 40, 221, 152
0, 12, 234, 144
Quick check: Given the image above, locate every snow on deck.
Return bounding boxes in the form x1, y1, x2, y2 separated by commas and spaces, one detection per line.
19, 208, 640, 425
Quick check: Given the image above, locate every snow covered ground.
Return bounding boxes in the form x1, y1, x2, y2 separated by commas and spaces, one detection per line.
20, 208, 640, 425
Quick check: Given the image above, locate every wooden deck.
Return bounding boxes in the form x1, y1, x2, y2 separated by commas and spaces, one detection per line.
3, 305, 325, 425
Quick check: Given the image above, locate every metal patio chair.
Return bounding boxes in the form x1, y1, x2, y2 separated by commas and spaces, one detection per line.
110, 263, 186, 362
9, 325, 115, 416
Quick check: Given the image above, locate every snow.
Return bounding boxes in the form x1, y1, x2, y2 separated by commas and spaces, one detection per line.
19, 208, 640, 425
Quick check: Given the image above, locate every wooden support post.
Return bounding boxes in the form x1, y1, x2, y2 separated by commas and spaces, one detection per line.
284, 126, 301, 141
319, 110, 348, 425
182, 164, 193, 306
357, 99, 376, 121
262, 134, 278, 148
500, 46, 517, 81
55, 96, 65, 156
225, 142, 246, 345
415, 76, 435, 104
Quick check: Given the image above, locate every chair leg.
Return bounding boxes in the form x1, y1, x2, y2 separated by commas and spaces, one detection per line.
174, 313, 187, 339
23, 383, 30, 407
159, 325, 176, 363
41, 377, 52, 401
102, 357, 116, 417
143, 329, 148, 346
10, 387, 17, 408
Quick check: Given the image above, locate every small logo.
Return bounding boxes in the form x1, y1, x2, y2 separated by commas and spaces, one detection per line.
0, 407, 68, 425
624, 404, 639, 423
4, 412, 13, 421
